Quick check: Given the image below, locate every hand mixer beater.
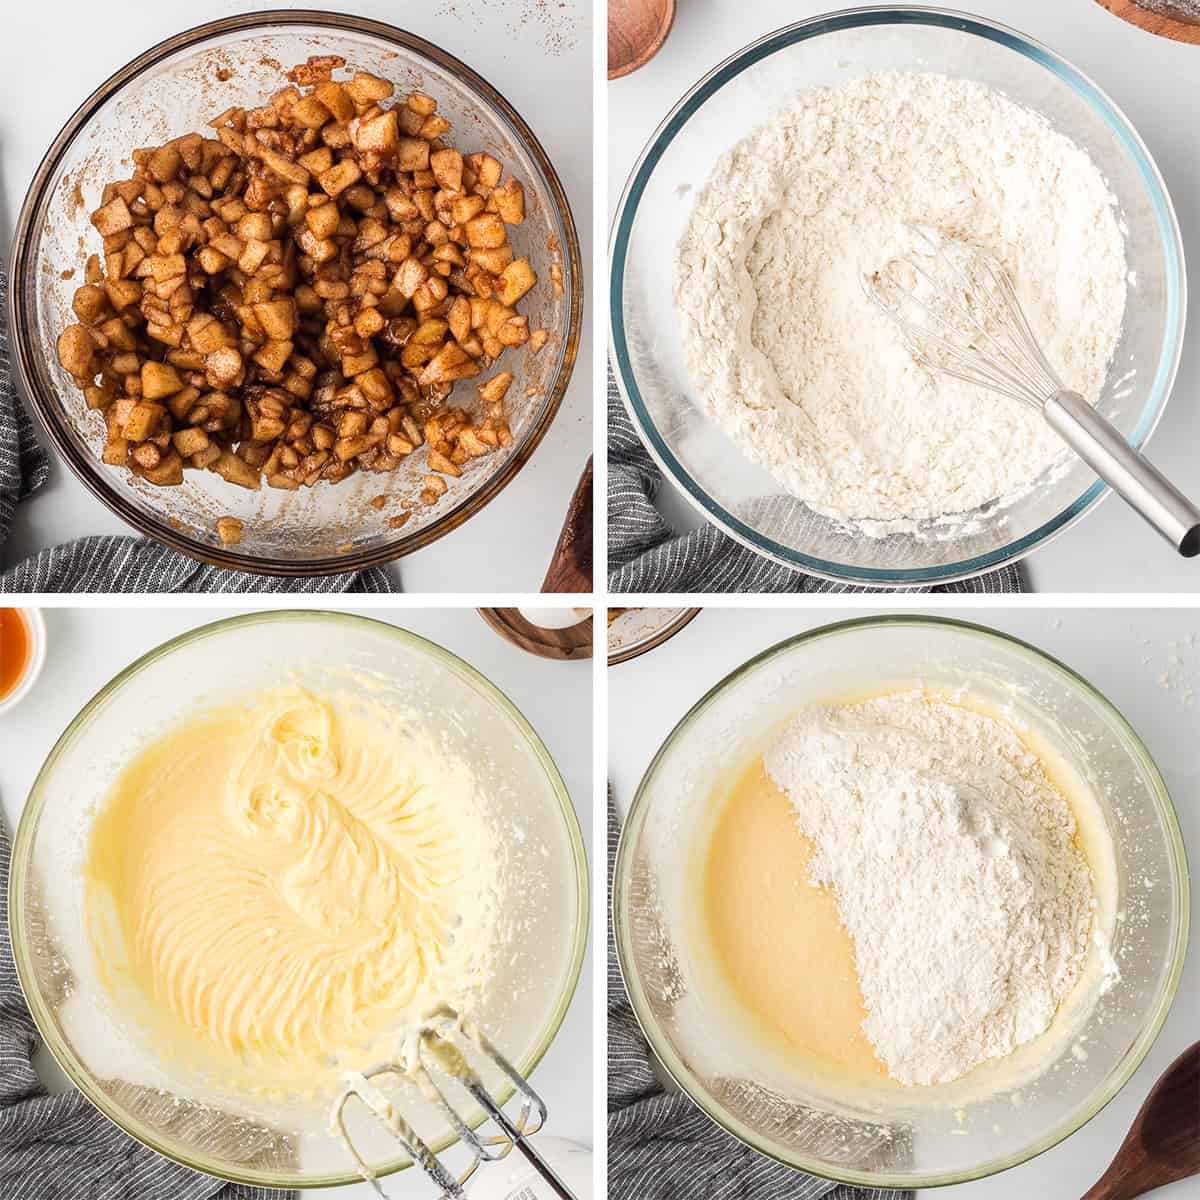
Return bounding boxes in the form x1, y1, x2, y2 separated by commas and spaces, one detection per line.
863, 226, 1200, 556
331, 1006, 578, 1199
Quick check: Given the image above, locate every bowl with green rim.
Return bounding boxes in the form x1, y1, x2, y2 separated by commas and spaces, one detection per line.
613, 615, 1188, 1186
10, 610, 588, 1188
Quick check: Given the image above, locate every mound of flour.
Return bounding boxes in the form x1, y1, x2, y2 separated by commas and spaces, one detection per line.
764, 693, 1096, 1086
675, 72, 1128, 527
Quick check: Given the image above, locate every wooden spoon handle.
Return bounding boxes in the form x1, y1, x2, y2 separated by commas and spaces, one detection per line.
1081, 1042, 1200, 1200
541, 457, 593, 593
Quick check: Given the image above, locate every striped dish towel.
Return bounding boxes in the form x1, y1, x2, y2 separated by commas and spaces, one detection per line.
608, 370, 1024, 594
0, 820, 292, 1200
608, 801, 912, 1200
0, 270, 393, 594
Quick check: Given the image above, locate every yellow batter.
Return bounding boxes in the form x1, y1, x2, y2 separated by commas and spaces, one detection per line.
84, 684, 495, 1084
703, 758, 888, 1087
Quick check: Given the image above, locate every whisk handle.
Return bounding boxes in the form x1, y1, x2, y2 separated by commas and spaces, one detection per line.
1044, 390, 1200, 558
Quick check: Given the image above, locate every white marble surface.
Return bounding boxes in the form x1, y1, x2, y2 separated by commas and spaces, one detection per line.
608, 605, 1199, 1199
0, 0, 592, 593
608, 0, 1200, 593
0, 605, 594, 1197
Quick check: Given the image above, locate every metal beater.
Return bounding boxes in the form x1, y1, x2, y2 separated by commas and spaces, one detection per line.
330, 1006, 577, 1199
862, 226, 1200, 556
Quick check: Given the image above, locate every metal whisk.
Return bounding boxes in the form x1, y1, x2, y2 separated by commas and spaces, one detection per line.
331, 1006, 576, 1199
863, 226, 1200, 556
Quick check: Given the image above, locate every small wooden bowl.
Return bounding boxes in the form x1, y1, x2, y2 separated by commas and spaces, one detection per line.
609, 0, 677, 80
479, 608, 593, 661
1095, 0, 1200, 43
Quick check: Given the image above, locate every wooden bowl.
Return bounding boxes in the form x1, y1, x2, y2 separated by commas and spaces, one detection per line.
479, 608, 593, 661
1095, 0, 1200, 43
609, 0, 677, 80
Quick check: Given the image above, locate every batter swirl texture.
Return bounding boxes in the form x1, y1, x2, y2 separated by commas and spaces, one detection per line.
85, 685, 495, 1079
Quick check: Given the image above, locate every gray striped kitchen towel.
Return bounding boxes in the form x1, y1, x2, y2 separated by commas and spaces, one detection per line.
0, 273, 50, 554
0, 820, 293, 1200
608, 370, 1024, 595
608, 799, 912, 1200
0, 270, 393, 594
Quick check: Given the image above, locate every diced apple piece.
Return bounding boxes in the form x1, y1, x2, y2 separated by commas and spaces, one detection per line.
466, 152, 502, 190
141, 361, 184, 399
318, 158, 363, 197
314, 81, 355, 122
392, 256, 428, 299
496, 258, 537, 306
216, 516, 244, 545
205, 346, 244, 389
491, 178, 525, 224
305, 201, 340, 240
345, 72, 394, 106
353, 110, 398, 154
91, 197, 133, 237
397, 137, 430, 173
210, 450, 261, 489
254, 339, 293, 373
466, 213, 506, 249
172, 427, 210, 457
418, 342, 481, 385
291, 94, 331, 129
104, 279, 142, 310
478, 372, 514, 406
253, 298, 296, 340
141, 448, 184, 485
57, 324, 96, 378
430, 149, 463, 193
123, 401, 166, 441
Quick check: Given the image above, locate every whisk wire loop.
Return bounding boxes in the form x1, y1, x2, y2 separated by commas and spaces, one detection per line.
862, 227, 1063, 407
861, 223, 1200, 556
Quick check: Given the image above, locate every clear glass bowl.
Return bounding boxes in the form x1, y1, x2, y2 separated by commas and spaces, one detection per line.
10, 612, 588, 1189
9, 12, 582, 577
609, 9, 1186, 586
613, 616, 1189, 1188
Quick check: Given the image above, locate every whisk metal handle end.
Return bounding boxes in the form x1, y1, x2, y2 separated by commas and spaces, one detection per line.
1044, 391, 1200, 558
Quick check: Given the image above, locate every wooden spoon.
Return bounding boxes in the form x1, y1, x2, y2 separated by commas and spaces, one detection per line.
1094, 0, 1200, 44
609, 0, 677, 79
1081, 1041, 1200, 1199
541, 458, 592, 593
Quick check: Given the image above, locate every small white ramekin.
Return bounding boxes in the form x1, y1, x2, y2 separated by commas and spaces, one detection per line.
0, 609, 47, 716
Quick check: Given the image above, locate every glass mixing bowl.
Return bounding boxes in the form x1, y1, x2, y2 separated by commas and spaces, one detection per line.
10, 611, 588, 1189
613, 616, 1189, 1188
9, 11, 582, 577
609, 8, 1186, 586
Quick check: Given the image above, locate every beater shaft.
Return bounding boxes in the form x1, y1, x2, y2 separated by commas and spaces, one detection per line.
331, 1008, 578, 1200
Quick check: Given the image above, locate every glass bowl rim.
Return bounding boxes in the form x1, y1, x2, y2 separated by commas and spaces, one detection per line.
9, 609, 590, 1189
612, 612, 1190, 1188
8, 8, 584, 578
608, 4, 1188, 586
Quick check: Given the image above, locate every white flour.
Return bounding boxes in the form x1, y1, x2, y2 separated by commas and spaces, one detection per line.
764, 692, 1096, 1087
675, 72, 1128, 528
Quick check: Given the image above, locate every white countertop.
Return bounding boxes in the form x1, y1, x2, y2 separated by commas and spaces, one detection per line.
0, 605, 594, 1198
608, 605, 1199, 1199
0, 0, 592, 593
607, 0, 1200, 593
